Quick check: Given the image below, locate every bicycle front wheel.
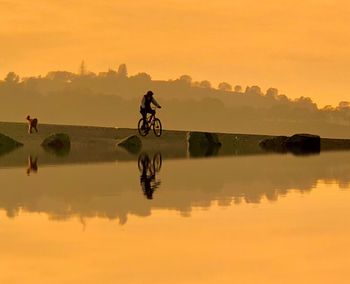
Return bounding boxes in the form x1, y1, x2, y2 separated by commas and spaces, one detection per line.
153, 118, 162, 137
153, 152, 162, 172
138, 118, 149, 136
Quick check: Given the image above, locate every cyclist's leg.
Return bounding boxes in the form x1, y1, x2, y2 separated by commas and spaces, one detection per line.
148, 109, 156, 124
140, 108, 147, 126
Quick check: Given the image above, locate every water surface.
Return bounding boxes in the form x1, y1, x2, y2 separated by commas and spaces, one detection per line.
1, 152, 350, 283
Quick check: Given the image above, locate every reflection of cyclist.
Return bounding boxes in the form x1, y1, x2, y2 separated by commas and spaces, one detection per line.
140, 91, 161, 128
138, 153, 162, 199
140, 167, 156, 199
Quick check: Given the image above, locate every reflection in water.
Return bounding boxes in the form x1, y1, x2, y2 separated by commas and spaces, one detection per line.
26, 156, 38, 176
138, 153, 162, 199
0, 152, 350, 223
1, 157, 350, 283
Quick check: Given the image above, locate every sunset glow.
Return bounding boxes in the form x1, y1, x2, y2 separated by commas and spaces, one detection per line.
1, 0, 349, 106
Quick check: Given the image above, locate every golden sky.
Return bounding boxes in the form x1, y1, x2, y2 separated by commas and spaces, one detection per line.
0, 0, 349, 106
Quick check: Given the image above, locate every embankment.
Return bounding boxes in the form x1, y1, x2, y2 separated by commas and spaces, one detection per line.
0, 121, 350, 168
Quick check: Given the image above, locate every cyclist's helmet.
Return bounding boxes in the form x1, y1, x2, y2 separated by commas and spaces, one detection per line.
146, 90, 154, 96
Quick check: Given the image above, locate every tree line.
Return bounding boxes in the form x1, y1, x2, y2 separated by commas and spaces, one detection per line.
1, 63, 350, 137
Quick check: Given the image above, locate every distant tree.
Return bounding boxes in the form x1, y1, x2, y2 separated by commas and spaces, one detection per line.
251, 86, 262, 95
265, 88, 278, 99
277, 94, 289, 103
338, 101, 350, 109
117, 64, 128, 78
322, 105, 334, 111
79, 60, 87, 76
178, 75, 192, 85
294, 96, 317, 110
98, 69, 117, 77
218, 82, 232, 92
4, 72, 20, 83
46, 71, 76, 82
107, 69, 118, 77
131, 72, 152, 81
245, 85, 262, 96
234, 85, 242, 93
199, 80, 212, 88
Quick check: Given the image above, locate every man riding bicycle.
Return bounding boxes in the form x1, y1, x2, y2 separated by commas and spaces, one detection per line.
140, 90, 161, 128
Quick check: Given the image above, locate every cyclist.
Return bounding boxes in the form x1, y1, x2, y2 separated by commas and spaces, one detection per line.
140, 91, 161, 128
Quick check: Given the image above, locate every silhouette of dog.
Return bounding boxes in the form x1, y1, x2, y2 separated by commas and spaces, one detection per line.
26, 115, 38, 134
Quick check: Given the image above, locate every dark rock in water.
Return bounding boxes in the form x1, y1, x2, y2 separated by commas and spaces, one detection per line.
259, 136, 289, 153
117, 135, 142, 154
285, 134, 320, 155
41, 133, 71, 156
187, 132, 222, 157
259, 133, 320, 155
0, 133, 23, 156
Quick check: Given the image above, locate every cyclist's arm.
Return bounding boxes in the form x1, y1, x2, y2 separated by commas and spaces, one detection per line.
151, 97, 161, 108
141, 97, 146, 108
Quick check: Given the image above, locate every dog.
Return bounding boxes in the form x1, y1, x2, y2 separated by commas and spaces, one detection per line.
26, 115, 38, 134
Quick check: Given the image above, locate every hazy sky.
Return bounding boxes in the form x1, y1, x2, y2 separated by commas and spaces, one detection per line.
0, 0, 349, 107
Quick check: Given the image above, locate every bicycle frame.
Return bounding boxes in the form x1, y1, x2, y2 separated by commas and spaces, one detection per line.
138, 107, 162, 137
145, 112, 157, 127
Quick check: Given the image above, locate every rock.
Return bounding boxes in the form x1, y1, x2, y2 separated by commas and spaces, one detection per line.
187, 132, 221, 157
0, 133, 23, 156
285, 134, 320, 154
259, 136, 288, 153
259, 134, 320, 155
41, 133, 71, 156
117, 135, 142, 154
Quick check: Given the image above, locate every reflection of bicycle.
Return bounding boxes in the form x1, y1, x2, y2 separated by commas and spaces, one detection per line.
138, 152, 162, 174
138, 153, 162, 200
138, 109, 162, 137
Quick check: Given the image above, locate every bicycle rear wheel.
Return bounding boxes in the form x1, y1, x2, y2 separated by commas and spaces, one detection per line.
138, 118, 149, 136
153, 118, 162, 137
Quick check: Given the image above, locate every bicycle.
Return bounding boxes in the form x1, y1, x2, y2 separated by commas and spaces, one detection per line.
138, 152, 162, 174
137, 153, 162, 199
138, 108, 162, 137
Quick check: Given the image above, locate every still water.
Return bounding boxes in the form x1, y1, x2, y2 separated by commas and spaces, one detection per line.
1, 152, 350, 283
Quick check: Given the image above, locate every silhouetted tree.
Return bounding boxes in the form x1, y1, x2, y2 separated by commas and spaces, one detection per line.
338, 101, 350, 109
131, 72, 152, 81
79, 60, 87, 76
245, 86, 262, 96
234, 85, 242, 92
4, 72, 20, 83
266, 88, 278, 99
322, 105, 334, 111
218, 82, 232, 91
100, 69, 118, 77
277, 94, 289, 103
117, 64, 128, 78
179, 75, 192, 85
46, 71, 76, 82
294, 96, 317, 110
199, 80, 212, 88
